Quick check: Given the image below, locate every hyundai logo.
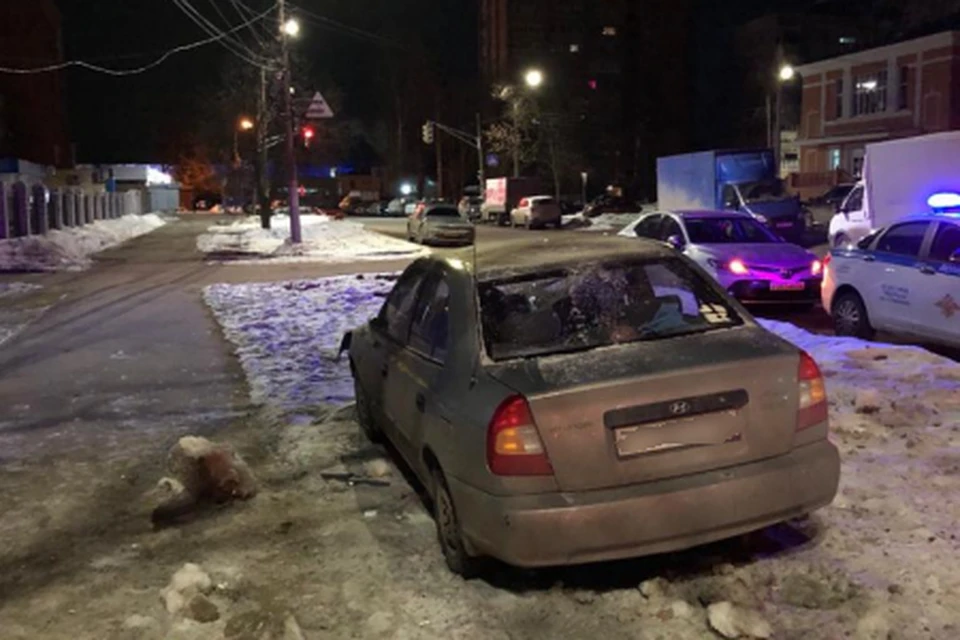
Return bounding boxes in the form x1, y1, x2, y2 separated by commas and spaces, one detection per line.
669, 401, 691, 416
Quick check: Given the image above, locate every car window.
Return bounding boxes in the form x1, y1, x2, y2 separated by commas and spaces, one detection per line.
408, 275, 451, 361
426, 207, 461, 218
633, 214, 662, 238
875, 221, 930, 258
659, 216, 684, 241
685, 217, 778, 243
533, 197, 556, 205
844, 185, 863, 211
929, 222, 960, 262
478, 258, 743, 361
381, 266, 427, 342
721, 185, 739, 208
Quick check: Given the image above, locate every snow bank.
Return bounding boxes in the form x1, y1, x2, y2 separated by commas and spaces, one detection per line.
0, 214, 167, 272
196, 215, 425, 265
563, 211, 645, 232
0, 282, 41, 299
204, 274, 396, 409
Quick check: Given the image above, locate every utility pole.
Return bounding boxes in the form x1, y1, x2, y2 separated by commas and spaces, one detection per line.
255, 66, 270, 228
435, 118, 444, 200
279, 0, 302, 243
512, 100, 520, 178
476, 112, 485, 190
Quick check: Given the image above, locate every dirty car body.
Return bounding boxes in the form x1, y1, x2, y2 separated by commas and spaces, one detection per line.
347, 235, 839, 572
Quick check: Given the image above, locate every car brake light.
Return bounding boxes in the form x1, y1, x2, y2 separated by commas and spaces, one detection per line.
797, 351, 828, 431
823, 254, 831, 267
728, 258, 749, 275
811, 259, 823, 276
518, 198, 528, 208
487, 395, 553, 476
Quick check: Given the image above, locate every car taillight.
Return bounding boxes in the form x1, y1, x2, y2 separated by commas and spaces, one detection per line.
823, 254, 831, 267
518, 198, 528, 208
797, 351, 828, 431
486, 395, 553, 476
811, 259, 823, 276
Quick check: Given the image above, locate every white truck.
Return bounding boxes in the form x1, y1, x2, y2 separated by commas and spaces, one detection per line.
829, 131, 960, 247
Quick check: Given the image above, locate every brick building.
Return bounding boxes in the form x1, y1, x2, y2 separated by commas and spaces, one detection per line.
0, 0, 71, 167
794, 30, 960, 187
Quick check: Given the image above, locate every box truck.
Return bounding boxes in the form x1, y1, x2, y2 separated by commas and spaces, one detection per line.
829, 131, 960, 247
481, 177, 542, 226
657, 149, 806, 241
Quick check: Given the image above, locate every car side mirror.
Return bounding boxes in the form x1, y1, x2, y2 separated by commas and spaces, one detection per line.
666, 234, 685, 250
950, 249, 960, 264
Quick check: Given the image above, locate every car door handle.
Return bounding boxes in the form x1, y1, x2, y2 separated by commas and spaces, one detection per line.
917, 264, 937, 275
415, 392, 426, 413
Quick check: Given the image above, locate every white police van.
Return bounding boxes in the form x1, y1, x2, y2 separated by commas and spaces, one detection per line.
822, 193, 960, 348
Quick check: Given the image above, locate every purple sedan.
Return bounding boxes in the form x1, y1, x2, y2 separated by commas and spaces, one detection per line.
620, 210, 823, 304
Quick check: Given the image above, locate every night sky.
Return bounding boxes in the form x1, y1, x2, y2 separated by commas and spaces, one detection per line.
54, 0, 892, 163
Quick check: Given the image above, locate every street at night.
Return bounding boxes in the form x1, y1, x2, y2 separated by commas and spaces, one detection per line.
1, 1, 960, 639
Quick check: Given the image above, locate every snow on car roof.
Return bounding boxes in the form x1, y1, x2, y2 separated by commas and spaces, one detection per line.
668, 209, 755, 219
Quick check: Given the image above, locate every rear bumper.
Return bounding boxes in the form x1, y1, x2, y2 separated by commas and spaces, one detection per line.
727, 278, 822, 303
449, 440, 839, 568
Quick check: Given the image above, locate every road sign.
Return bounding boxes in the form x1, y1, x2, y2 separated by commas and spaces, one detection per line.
305, 91, 334, 119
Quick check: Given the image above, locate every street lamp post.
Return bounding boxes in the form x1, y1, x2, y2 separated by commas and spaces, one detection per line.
279, 0, 302, 243
507, 68, 544, 178
773, 62, 795, 176
233, 117, 255, 165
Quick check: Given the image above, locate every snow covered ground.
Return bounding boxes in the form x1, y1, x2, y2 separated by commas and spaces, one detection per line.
0, 282, 46, 347
202, 273, 960, 638
563, 210, 646, 232
203, 274, 395, 410
196, 215, 426, 265
0, 214, 167, 272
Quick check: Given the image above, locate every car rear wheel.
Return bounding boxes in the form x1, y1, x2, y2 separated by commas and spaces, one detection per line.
432, 469, 480, 578
833, 290, 875, 340
354, 377, 382, 443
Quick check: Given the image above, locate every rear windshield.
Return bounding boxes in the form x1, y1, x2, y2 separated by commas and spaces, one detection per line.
533, 198, 556, 205
685, 217, 778, 244
427, 207, 461, 218
479, 258, 744, 361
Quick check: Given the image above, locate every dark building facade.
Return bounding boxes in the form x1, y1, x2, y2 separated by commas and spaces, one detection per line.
478, 0, 692, 197
0, 0, 71, 167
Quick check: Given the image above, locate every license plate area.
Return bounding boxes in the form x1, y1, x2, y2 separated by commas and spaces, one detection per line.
614, 414, 743, 459
770, 281, 806, 291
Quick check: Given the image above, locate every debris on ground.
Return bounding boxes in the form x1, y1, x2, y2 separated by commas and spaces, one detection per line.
707, 601, 773, 639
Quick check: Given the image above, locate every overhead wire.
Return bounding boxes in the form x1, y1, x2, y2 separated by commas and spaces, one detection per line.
227, 0, 273, 48
171, 0, 276, 68
0, 3, 277, 76
288, 3, 402, 49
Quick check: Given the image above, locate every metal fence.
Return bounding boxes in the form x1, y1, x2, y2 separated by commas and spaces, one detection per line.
0, 182, 145, 240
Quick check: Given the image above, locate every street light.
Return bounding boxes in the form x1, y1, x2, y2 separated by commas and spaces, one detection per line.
238, 117, 255, 132
779, 64, 796, 82
524, 68, 544, 89
282, 18, 300, 37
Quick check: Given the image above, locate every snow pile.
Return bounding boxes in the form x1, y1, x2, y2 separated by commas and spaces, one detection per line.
204, 274, 396, 409
0, 214, 167, 272
0, 282, 41, 298
196, 215, 425, 265
563, 211, 644, 232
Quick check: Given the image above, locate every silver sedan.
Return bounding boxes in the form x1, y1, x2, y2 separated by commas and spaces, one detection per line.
345, 235, 839, 576
407, 203, 475, 246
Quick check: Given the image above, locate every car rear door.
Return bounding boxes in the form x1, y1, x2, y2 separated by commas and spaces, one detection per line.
863, 221, 933, 333
383, 268, 452, 463
913, 220, 960, 345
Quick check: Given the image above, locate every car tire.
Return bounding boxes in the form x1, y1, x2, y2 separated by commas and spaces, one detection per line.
832, 290, 875, 340
432, 468, 480, 578
354, 377, 382, 443
833, 233, 850, 248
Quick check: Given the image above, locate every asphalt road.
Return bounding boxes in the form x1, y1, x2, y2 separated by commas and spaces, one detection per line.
357, 216, 838, 335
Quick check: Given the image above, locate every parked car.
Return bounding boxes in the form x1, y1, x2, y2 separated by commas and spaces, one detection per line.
406, 203, 475, 246
458, 195, 483, 221
620, 210, 822, 305
822, 207, 960, 348
510, 196, 562, 229
583, 194, 638, 218
343, 235, 840, 576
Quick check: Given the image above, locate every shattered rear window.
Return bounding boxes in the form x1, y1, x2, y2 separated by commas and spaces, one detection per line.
479, 257, 743, 361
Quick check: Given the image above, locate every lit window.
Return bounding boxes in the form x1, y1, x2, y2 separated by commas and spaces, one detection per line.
588, 79, 598, 90
853, 70, 887, 116
828, 148, 841, 170
602, 26, 617, 37
570, 43, 580, 53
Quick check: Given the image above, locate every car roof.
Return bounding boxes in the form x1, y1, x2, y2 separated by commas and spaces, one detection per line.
443, 235, 673, 281
659, 209, 755, 220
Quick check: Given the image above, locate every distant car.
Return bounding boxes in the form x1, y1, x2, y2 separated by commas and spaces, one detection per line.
510, 196, 562, 229
620, 210, 823, 305
344, 235, 839, 575
583, 194, 638, 218
822, 211, 960, 347
407, 203, 475, 246
458, 195, 483, 221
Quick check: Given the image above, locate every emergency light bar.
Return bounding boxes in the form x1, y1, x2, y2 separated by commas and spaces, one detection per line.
928, 192, 960, 211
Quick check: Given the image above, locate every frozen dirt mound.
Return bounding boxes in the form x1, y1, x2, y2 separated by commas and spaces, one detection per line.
0, 214, 167, 272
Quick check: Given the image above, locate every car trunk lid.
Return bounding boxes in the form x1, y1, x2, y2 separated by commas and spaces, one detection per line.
486, 325, 801, 491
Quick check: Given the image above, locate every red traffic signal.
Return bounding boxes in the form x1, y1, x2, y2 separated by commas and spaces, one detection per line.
302, 126, 316, 147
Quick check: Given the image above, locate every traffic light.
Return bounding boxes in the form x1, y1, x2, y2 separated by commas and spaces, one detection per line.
422, 121, 434, 145
302, 125, 315, 147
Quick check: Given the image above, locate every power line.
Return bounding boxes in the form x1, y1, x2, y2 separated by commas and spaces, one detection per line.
228, 0, 274, 48
0, 4, 277, 76
172, 0, 276, 68
288, 3, 402, 49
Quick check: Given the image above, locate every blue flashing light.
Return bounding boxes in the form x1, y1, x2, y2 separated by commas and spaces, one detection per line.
927, 192, 960, 211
